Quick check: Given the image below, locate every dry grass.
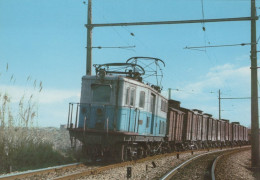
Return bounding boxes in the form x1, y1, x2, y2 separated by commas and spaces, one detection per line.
0, 63, 73, 173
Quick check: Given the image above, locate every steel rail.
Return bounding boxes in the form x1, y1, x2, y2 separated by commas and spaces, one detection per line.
211, 147, 250, 180
53, 148, 218, 180
0, 163, 83, 180
53, 147, 247, 180
160, 146, 250, 180
211, 155, 223, 180
0, 147, 248, 180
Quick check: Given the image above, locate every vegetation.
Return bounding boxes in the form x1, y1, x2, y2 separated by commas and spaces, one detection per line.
0, 64, 74, 174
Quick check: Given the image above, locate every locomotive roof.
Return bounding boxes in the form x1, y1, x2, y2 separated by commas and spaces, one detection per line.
82, 75, 168, 99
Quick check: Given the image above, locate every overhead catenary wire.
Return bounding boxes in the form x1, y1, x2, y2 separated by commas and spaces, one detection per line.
89, 45, 136, 49
184, 42, 253, 50
221, 97, 257, 99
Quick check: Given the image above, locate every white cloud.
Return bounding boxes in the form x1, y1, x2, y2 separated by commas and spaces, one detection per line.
38, 89, 80, 104
0, 85, 80, 104
173, 64, 250, 100
168, 63, 252, 126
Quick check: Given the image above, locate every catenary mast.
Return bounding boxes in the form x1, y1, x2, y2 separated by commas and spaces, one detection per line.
250, 0, 259, 168
86, 0, 92, 75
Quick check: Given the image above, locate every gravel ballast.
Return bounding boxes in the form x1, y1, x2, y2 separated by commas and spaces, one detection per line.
215, 149, 259, 180
78, 149, 225, 180
77, 147, 256, 180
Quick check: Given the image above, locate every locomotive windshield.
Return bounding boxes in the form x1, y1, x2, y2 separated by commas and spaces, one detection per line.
91, 84, 111, 103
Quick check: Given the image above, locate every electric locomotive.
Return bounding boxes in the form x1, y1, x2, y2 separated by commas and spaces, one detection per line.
67, 57, 168, 161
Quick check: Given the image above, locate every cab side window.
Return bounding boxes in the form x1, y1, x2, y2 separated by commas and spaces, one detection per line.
125, 87, 135, 106
139, 91, 145, 108
130, 89, 135, 106
125, 88, 130, 105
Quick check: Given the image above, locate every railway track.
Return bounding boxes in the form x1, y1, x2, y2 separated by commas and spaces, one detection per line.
0, 146, 250, 179
0, 163, 87, 180
51, 148, 233, 179
160, 146, 250, 180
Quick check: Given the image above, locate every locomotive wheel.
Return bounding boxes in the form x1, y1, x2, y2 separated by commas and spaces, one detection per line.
121, 145, 130, 162
137, 147, 145, 159
145, 144, 151, 157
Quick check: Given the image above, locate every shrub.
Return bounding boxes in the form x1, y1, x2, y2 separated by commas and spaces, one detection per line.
0, 63, 74, 173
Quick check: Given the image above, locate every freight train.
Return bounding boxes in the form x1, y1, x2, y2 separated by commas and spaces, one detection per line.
67, 57, 249, 161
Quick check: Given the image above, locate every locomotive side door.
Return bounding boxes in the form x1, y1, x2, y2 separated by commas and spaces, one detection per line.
150, 93, 156, 134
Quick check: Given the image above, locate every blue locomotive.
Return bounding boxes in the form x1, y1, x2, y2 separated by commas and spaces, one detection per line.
68, 57, 168, 161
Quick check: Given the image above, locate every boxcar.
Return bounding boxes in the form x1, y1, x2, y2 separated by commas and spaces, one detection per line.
220, 120, 225, 145
191, 110, 198, 142
167, 100, 185, 149
238, 125, 244, 142
196, 110, 203, 141
229, 122, 233, 142
243, 127, 248, 143
211, 118, 217, 145
201, 113, 208, 147
180, 107, 193, 148
221, 119, 230, 145
193, 109, 203, 148
205, 114, 213, 143
216, 120, 221, 143
167, 105, 184, 150
232, 122, 240, 143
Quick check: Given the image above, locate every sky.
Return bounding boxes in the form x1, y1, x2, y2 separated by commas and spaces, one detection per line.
0, 0, 260, 127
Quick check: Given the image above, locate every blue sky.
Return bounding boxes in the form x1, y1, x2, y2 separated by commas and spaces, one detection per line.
0, 0, 259, 127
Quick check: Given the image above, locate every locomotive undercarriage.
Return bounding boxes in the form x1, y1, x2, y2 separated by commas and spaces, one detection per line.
68, 129, 168, 162
80, 140, 170, 162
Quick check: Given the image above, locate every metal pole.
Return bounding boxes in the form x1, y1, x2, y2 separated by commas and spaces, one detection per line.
219, 89, 221, 120
86, 0, 92, 75
168, 88, 172, 99
251, 0, 260, 168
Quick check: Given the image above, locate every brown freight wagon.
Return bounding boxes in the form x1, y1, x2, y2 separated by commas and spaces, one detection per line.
232, 122, 240, 143
238, 125, 244, 142
193, 109, 203, 141
221, 119, 230, 145
216, 120, 221, 144
229, 122, 233, 142
167, 100, 185, 149
205, 114, 213, 143
191, 110, 198, 142
201, 113, 208, 147
167, 106, 184, 145
175, 111, 184, 143
180, 107, 193, 141
243, 127, 248, 143
193, 109, 203, 148
168, 100, 196, 149
211, 118, 217, 145
220, 120, 226, 145
167, 108, 176, 141
180, 107, 194, 149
